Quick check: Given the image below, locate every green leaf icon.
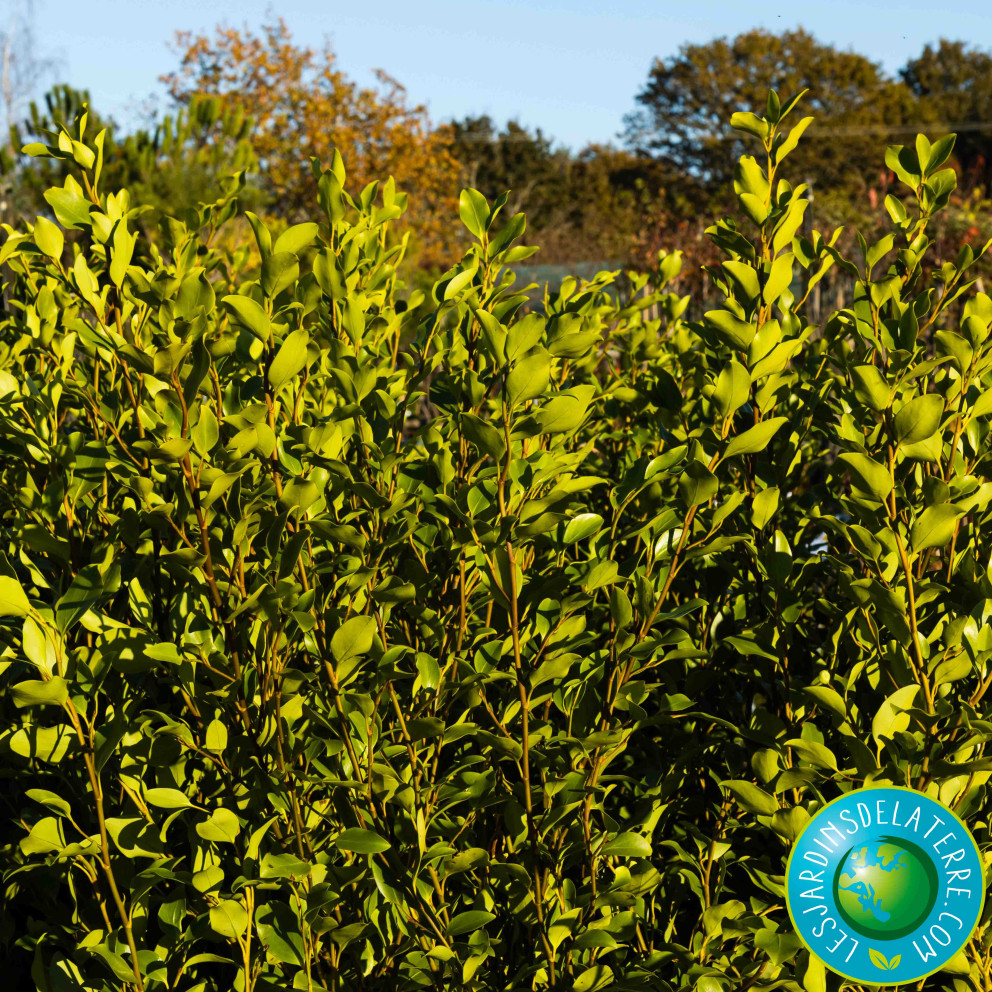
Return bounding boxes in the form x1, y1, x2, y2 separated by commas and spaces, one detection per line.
868, 947, 890, 970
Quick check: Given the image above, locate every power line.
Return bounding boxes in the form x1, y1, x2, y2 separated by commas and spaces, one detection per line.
451, 121, 992, 144
728, 120, 992, 139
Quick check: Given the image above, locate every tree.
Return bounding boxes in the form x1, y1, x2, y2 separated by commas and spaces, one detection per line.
7, 83, 259, 232
531, 143, 659, 264
161, 18, 461, 267
449, 115, 568, 231
449, 117, 659, 265
622, 29, 916, 203
901, 40, 992, 187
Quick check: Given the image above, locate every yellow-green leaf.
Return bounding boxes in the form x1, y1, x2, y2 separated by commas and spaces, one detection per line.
894, 394, 943, 445
222, 295, 271, 341
32, 216, 64, 260
721, 779, 777, 815
705, 309, 756, 350
268, 329, 310, 393
10, 677, 68, 709
724, 417, 788, 458
911, 503, 964, 552
838, 452, 892, 501
0, 576, 31, 616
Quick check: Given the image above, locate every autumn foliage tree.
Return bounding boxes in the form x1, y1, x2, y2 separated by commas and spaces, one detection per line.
161, 18, 462, 267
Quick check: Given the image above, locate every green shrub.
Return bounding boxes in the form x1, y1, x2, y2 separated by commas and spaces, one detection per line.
2, 92, 992, 992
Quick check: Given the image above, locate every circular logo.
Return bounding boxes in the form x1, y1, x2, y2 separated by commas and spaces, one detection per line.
786, 786, 985, 985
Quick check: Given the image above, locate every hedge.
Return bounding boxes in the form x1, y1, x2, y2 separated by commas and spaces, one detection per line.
2, 93, 992, 991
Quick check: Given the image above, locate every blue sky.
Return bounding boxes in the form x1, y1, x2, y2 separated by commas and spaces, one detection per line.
23, 0, 992, 152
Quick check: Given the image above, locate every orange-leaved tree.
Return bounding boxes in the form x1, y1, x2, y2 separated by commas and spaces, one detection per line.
162, 18, 463, 268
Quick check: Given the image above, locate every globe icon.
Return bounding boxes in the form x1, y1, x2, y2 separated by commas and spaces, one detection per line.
833, 835, 939, 940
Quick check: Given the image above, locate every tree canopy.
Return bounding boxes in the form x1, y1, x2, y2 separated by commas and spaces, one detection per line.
449, 116, 658, 265
6, 83, 259, 233
450, 115, 567, 232
3, 19, 992, 282
901, 40, 992, 186
161, 17, 461, 266
622, 29, 917, 199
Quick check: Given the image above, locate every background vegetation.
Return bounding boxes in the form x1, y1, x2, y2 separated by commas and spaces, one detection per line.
4, 15, 992, 287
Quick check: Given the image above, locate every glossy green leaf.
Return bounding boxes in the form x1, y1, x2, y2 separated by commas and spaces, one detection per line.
145, 788, 195, 809
911, 503, 964, 551
563, 513, 604, 544
331, 616, 377, 665
704, 309, 756, 350
894, 393, 943, 445
721, 779, 778, 815
196, 808, 241, 843
679, 460, 718, 507
222, 294, 271, 341
445, 910, 495, 936
273, 222, 319, 255
32, 216, 64, 260
458, 188, 490, 239
506, 351, 551, 406
461, 413, 505, 459
10, 677, 68, 708
712, 360, 750, 417
838, 451, 892, 501
534, 387, 594, 434
0, 576, 31, 616
260, 852, 313, 878
210, 900, 249, 939
851, 364, 891, 411
335, 828, 391, 854
268, 328, 310, 393
601, 832, 652, 858
724, 417, 788, 458
751, 486, 780, 528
